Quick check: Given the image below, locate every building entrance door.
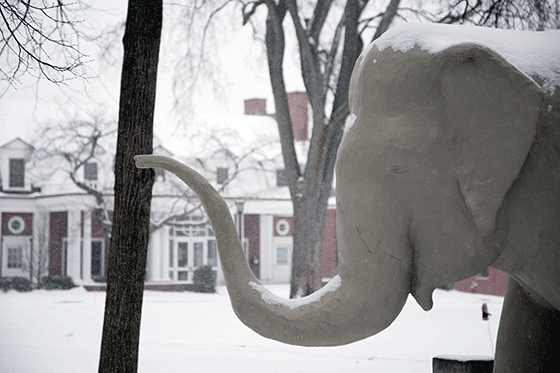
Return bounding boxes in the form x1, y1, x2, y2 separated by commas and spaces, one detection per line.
273, 239, 292, 283
168, 224, 218, 283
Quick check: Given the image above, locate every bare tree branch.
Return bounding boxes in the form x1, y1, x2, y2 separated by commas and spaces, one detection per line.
0, 0, 88, 88
434, 0, 560, 30
32, 113, 116, 239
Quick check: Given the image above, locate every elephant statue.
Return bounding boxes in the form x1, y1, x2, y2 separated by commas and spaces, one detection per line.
136, 23, 560, 372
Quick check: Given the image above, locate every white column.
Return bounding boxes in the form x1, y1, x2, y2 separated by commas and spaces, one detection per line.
67, 210, 82, 282
82, 211, 92, 283
145, 235, 153, 281
161, 226, 170, 281
147, 230, 162, 282
259, 215, 274, 283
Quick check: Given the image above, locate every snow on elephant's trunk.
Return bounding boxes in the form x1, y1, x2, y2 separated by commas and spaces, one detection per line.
135, 154, 411, 346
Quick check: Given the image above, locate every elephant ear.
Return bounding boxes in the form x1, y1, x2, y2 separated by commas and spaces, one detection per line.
439, 44, 542, 234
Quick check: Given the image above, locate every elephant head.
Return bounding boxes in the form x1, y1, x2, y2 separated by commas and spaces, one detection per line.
136, 26, 556, 348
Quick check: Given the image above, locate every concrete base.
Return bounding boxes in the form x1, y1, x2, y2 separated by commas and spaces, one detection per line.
433, 355, 494, 373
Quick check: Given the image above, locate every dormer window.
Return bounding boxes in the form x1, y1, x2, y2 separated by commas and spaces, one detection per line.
9, 158, 25, 188
217, 167, 228, 184
84, 162, 98, 181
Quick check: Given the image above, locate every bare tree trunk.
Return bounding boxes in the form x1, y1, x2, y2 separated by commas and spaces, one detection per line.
98, 2, 162, 372
262, 0, 401, 298
288, 0, 369, 298
291, 193, 329, 297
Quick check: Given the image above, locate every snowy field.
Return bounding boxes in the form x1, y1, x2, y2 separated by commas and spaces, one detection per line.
0, 285, 503, 373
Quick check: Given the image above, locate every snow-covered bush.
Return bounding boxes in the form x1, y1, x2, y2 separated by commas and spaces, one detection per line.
192, 265, 216, 293
41, 276, 76, 290
1, 277, 33, 292
0, 277, 12, 292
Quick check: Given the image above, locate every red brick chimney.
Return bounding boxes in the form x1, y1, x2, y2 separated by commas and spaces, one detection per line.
244, 93, 308, 141
287, 91, 308, 141
244, 98, 267, 116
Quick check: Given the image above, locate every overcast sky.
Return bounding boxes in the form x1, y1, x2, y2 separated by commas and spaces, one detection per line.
0, 1, 304, 149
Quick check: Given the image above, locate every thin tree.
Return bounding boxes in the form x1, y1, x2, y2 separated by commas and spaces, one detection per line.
98, 1, 162, 372
23, 212, 49, 286
244, 0, 402, 297
32, 115, 116, 242
174, 0, 401, 297
174, 0, 559, 299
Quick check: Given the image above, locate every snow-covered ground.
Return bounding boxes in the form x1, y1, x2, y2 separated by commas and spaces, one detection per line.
0, 285, 502, 372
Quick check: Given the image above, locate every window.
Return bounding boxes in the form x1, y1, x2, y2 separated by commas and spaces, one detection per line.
7, 216, 25, 235
178, 271, 189, 280
276, 169, 287, 187
275, 219, 290, 236
84, 162, 98, 181
91, 240, 104, 277
217, 167, 228, 184
9, 158, 25, 187
169, 239, 174, 267
276, 247, 289, 265
178, 242, 188, 267
169, 223, 219, 283
7, 247, 23, 268
194, 242, 203, 267
207, 240, 217, 266
192, 226, 206, 237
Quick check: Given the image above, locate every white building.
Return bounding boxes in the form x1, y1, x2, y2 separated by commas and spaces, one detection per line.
0, 93, 339, 289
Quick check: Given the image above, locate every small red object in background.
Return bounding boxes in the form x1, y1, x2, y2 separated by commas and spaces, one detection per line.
482, 303, 491, 321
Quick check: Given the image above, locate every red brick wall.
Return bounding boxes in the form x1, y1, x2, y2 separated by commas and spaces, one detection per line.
49, 211, 68, 276
1, 212, 33, 236
244, 214, 260, 279
244, 98, 267, 115
91, 209, 106, 238
244, 93, 308, 140
272, 212, 338, 281
454, 267, 508, 296
320, 209, 338, 279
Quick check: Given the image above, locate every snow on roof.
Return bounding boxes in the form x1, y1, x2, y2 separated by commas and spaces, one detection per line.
370, 23, 560, 94
0, 137, 34, 151
155, 112, 292, 200
158, 112, 281, 159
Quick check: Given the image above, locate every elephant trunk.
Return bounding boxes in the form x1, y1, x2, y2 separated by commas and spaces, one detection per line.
135, 155, 410, 346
